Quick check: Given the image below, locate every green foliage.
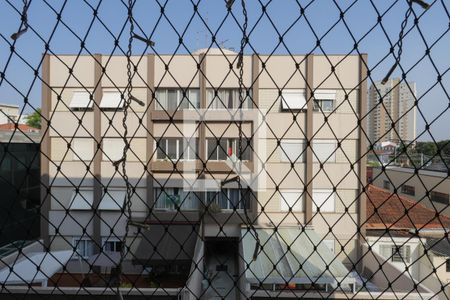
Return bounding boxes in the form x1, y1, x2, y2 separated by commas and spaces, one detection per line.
26, 109, 41, 129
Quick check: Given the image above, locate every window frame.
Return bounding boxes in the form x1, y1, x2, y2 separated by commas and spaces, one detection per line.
102, 237, 123, 253
280, 190, 304, 212
156, 138, 198, 161
72, 237, 94, 259
154, 188, 199, 211
155, 89, 200, 110
206, 188, 250, 210
206, 138, 252, 161
430, 191, 449, 205
312, 189, 336, 213
401, 185, 415, 196
280, 89, 306, 110
280, 140, 305, 163
206, 89, 253, 110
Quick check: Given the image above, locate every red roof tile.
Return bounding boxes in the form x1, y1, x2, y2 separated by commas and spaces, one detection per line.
0, 123, 39, 132
366, 185, 450, 230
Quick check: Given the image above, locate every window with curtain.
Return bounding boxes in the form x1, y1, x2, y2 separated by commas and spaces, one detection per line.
206, 188, 251, 210
206, 138, 252, 161
154, 188, 199, 210
155, 89, 200, 110
206, 89, 252, 109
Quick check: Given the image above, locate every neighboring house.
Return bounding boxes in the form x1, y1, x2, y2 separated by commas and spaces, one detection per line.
367, 78, 416, 144
366, 185, 450, 299
0, 123, 40, 133
0, 103, 20, 125
372, 166, 450, 216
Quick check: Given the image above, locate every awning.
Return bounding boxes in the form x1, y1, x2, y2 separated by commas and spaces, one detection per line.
69, 91, 93, 109
88, 251, 121, 267
0, 250, 73, 286
241, 227, 355, 285
134, 224, 199, 265
100, 92, 123, 109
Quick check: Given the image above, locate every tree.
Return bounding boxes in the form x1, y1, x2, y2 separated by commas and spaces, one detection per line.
26, 108, 41, 129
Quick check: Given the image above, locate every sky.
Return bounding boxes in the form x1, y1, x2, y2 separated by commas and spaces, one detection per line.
0, 0, 448, 141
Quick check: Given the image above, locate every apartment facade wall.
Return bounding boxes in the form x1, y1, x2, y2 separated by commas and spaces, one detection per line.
41, 52, 367, 267
372, 167, 450, 216
368, 79, 416, 144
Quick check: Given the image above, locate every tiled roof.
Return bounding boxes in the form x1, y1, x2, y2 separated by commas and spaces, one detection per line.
0, 123, 39, 132
366, 185, 450, 230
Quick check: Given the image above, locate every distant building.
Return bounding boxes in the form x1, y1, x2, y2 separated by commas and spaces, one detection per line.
372, 166, 450, 216
366, 185, 450, 299
0, 103, 30, 126
368, 79, 416, 145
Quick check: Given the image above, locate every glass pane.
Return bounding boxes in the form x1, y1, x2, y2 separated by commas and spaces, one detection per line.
230, 189, 240, 208
167, 90, 178, 110
156, 138, 166, 159
167, 139, 178, 159
218, 139, 228, 160
155, 90, 167, 110
322, 100, 333, 111
207, 139, 218, 160
219, 190, 228, 209
206, 90, 214, 108
189, 89, 200, 108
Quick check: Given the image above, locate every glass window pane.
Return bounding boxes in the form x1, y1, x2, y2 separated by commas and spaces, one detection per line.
156, 138, 166, 159
218, 139, 228, 160
219, 190, 229, 209
189, 89, 200, 108
322, 100, 333, 111
167, 90, 178, 110
207, 139, 218, 160
156, 90, 167, 110
179, 92, 189, 109
167, 139, 178, 159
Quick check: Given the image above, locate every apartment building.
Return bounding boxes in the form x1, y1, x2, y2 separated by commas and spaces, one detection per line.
40, 50, 368, 296
368, 78, 416, 144
372, 166, 450, 216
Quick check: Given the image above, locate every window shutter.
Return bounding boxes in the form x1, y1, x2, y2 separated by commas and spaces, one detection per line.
280, 140, 304, 162
313, 140, 336, 163
100, 92, 123, 109
99, 189, 125, 210
281, 90, 306, 110
69, 190, 93, 210
103, 139, 125, 161
69, 91, 93, 109
73, 139, 94, 161
313, 189, 335, 212
280, 191, 303, 212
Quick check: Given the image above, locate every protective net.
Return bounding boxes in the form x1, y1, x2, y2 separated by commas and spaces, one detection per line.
0, 0, 449, 299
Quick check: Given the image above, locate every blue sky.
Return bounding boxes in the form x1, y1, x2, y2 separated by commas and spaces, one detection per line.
0, 0, 448, 141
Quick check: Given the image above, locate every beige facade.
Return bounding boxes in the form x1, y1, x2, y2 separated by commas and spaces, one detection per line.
372, 166, 450, 216
41, 51, 367, 271
368, 78, 416, 144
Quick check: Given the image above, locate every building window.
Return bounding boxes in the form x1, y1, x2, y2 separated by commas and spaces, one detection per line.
100, 189, 126, 210
156, 138, 198, 161
206, 89, 252, 109
446, 259, 450, 272
322, 240, 335, 254
100, 91, 123, 110
383, 180, 391, 190
102, 238, 123, 253
312, 189, 335, 212
155, 89, 200, 110
72, 138, 94, 161
69, 189, 94, 210
154, 188, 199, 210
206, 189, 251, 210
206, 138, 251, 161
69, 91, 93, 110
73, 237, 94, 258
280, 89, 306, 110
280, 140, 305, 163
380, 244, 411, 263
312, 140, 337, 163
280, 190, 303, 212
313, 91, 336, 112
401, 185, 415, 196
430, 191, 449, 205
102, 139, 126, 161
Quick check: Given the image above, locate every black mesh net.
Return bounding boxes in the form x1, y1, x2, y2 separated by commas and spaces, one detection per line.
0, 0, 449, 299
